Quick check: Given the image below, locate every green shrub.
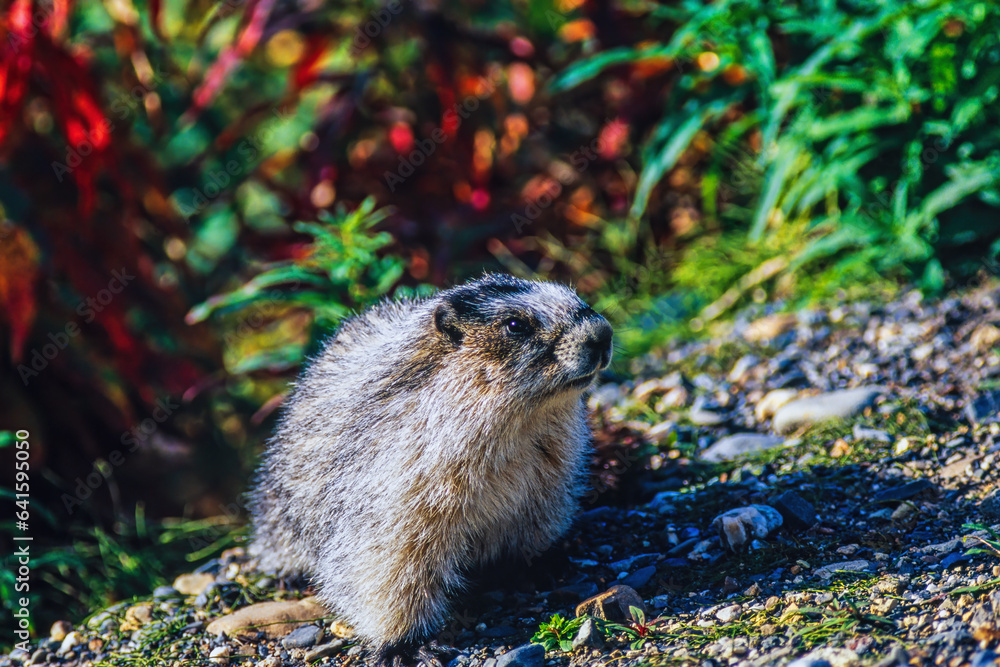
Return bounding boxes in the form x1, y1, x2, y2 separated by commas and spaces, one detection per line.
188, 197, 429, 377
550, 0, 1000, 348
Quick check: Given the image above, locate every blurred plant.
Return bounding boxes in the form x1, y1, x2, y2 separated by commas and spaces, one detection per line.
188, 197, 428, 382
189, 198, 405, 326
963, 522, 1000, 557
543, 0, 1000, 351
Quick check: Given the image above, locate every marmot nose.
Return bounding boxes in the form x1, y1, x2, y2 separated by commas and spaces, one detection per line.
584, 318, 614, 369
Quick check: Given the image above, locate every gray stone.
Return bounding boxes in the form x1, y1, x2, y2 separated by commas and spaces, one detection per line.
786, 646, 859, 667
728, 355, 759, 383
571, 618, 605, 651
690, 395, 727, 425
621, 565, 656, 589
769, 491, 817, 530
814, 560, 871, 579
9, 649, 30, 664
872, 479, 935, 502
981, 489, 1000, 521
647, 420, 676, 441
86, 612, 111, 630
700, 434, 785, 462
303, 641, 344, 662
495, 644, 544, 667
772, 387, 885, 434
479, 625, 517, 638
786, 659, 832, 667
919, 538, 961, 554
153, 585, 179, 598
971, 650, 1000, 667
646, 491, 678, 515
281, 624, 323, 649
852, 424, 891, 442
549, 581, 598, 603
607, 553, 659, 571
874, 646, 909, 666
194, 583, 217, 608
966, 390, 1000, 424
690, 408, 727, 425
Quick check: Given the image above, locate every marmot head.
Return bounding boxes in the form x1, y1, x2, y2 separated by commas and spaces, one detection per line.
431, 274, 613, 400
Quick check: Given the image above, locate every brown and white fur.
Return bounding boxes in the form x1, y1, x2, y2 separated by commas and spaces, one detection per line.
248, 274, 613, 663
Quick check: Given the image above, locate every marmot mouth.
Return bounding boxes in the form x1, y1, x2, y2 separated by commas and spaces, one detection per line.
563, 371, 598, 390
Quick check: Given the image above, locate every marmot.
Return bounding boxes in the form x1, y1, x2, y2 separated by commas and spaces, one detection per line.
248, 274, 613, 663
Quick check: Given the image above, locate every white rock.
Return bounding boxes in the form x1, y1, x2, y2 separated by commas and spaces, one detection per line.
743, 313, 796, 343
634, 378, 667, 402
700, 433, 785, 462
656, 386, 689, 411
571, 618, 605, 650
712, 505, 783, 550
814, 560, 871, 579
647, 420, 675, 441
715, 604, 741, 623
772, 387, 885, 434
787, 647, 860, 667
728, 355, 759, 383
755, 389, 799, 422
56, 631, 79, 656
210, 645, 230, 665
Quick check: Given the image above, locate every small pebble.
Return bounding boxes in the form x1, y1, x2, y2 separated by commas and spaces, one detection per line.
209, 646, 230, 665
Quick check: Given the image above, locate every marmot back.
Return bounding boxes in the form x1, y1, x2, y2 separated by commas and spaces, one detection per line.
249, 274, 613, 662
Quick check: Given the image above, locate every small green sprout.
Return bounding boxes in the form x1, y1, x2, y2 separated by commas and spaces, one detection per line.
602, 606, 656, 649
531, 613, 586, 652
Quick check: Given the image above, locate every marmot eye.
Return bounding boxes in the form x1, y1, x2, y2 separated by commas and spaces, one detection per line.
505, 317, 532, 335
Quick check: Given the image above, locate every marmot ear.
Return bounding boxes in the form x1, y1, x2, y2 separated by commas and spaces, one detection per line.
434, 302, 464, 346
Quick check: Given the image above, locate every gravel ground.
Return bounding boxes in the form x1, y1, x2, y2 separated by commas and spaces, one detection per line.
7, 284, 1000, 667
